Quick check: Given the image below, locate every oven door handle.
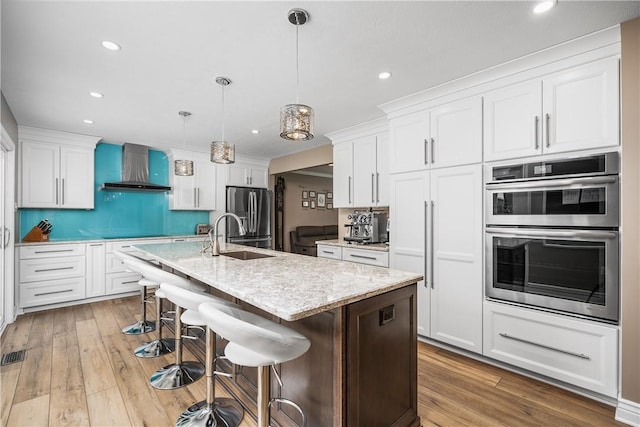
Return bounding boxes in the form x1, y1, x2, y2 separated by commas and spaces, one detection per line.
486, 228, 617, 240
486, 176, 617, 191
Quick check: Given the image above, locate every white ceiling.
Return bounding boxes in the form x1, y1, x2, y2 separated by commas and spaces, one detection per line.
2, 1, 639, 160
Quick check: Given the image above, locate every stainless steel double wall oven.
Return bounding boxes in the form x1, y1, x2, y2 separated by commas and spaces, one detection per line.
485, 152, 620, 323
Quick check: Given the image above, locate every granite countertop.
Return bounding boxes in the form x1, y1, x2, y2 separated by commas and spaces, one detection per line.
133, 241, 422, 322
315, 239, 389, 252
16, 234, 206, 246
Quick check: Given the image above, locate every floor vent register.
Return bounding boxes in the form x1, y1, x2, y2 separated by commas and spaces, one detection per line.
1, 350, 26, 366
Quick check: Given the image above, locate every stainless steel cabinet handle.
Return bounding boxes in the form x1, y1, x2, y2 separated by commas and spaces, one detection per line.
424, 201, 429, 288
371, 173, 375, 203
499, 333, 590, 360
349, 254, 377, 261
321, 250, 335, 255
430, 200, 435, 288
376, 172, 380, 203
534, 116, 540, 149
193, 188, 197, 208
424, 139, 429, 165
34, 249, 74, 254
348, 176, 352, 204
35, 289, 73, 297
123, 280, 140, 285
62, 178, 65, 205
486, 175, 617, 191
430, 138, 435, 164
55, 178, 59, 205
486, 227, 617, 240
35, 266, 74, 273
545, 113, 551, 148
197, 188, 200, 207
89, 243, 103, 247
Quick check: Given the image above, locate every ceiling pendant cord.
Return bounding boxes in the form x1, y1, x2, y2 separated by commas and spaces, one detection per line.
295, 17, 300, 105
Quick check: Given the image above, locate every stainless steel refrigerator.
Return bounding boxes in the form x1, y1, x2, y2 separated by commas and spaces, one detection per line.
226, 186, 272, 248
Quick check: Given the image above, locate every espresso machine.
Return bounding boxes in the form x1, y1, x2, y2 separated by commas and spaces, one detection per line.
344, 210, 388, 244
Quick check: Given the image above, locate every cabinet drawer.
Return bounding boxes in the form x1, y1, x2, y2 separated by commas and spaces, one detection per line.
20, 243, 85, 259
20, 255, 86, 283
106, 272, 143, 295
483, 301, 618, 397
317, 245, 342, 260
19, 277, 86, 308
342, 247, 389, 267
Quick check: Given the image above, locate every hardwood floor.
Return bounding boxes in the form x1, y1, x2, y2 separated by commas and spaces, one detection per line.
1, 297, 624, 427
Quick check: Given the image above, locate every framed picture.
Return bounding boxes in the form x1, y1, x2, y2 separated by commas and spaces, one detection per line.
309, 191, 316, 198
310, 200, 316, 209
302, 200, 310, 208
327, 192, 333, 199
327, 203, 333, 209
302, 190, 308, 199
317, 193, 326, 208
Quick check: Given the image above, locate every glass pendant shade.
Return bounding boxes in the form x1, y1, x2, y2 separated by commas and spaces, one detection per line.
211, 141, 235, 164
174, 159, 194, 176
280, 103, 314, 141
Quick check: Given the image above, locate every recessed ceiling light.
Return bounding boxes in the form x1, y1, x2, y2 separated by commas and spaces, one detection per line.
83, 119, 94, 125
251, 129, 260, 134
101, 40, 121, 51
89, 91, 103, 98
378, 71, 392, 80
533, 0, 557, 14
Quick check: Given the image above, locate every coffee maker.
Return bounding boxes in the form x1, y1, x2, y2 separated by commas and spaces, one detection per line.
344, 210, 389, 244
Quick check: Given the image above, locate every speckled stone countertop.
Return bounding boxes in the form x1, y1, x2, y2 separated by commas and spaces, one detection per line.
133, 241, 422, 322
315, 239, 389, 252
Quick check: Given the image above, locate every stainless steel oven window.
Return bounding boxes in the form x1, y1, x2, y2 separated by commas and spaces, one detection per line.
485, 228, 619, 323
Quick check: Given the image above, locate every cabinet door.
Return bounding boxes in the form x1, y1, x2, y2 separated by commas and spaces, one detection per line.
194, 160, 216, 210
86, 243, 106, 298
20, 141, 59, 208
389, 112, 429, 174
429, 164, 483, 353
227, 164, 249, 187
484, 80, 543, 162
352, 135, 377, 207
543, 59, 620, 154
332, 142, 353, 207
389, 171, 428, 335
59, 146, 94, 209
375, 132, 389, 206
170, 174, 197, 210
430, 97, 482, 169
248, 166, 268, 188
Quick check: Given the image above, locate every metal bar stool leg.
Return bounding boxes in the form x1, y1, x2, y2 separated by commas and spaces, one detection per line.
134, 293, 175, 358
150, 304, 205, 389
176, 326, 244, 426
122, 284, 155, 335
257, 365, 270, 427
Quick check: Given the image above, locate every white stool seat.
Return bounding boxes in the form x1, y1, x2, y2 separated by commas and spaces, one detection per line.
198, 303, 310, 366
122, 259, 206, 293
155, 287, 167, 299
180, 309, 205, 327
139, 277, 157, 287
160, 283, 238, 312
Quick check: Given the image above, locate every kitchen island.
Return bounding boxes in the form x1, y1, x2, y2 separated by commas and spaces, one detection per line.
134, 241, 422, 427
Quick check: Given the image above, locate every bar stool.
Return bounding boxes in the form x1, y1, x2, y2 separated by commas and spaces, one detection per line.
150, 283, 242, 401
114, 250, 158, 335
121, 257, 207, 358
198, 302, 311, 427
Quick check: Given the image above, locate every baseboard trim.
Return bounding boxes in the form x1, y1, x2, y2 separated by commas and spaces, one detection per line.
616, 397, 640, 426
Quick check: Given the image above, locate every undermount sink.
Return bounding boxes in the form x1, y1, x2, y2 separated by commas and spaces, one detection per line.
221, 250, 274, 260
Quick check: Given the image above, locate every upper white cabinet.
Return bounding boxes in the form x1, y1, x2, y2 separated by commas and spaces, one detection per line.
328, 118, 389, 208
19, 127, 100, 209
227, 161, 268, 188
168, 151, 217, 211
484, 59, 620, 162
389, 96, 482, 174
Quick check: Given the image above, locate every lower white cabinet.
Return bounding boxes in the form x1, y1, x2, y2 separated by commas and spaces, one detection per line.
86, 242, 106, 298
483, 301, 618, 397
317, 244, 389, 267
18, 243, 87, 308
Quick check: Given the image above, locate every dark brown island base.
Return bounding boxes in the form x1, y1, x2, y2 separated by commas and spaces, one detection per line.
135, 241, 422, 427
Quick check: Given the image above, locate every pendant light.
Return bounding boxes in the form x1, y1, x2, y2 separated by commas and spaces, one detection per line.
174, 111, 194, 176
210, 77, 235, 164
280, 8, 314, 141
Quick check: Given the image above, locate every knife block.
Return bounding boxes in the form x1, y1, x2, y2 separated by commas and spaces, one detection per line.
22, 226, 49, 242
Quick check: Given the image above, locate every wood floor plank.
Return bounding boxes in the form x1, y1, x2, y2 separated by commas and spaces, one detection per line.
418, 344, 501, 387
1, 368, 21, 427
91, 299, 122, 337
53, 306, 77, 337
12, 321, 53, 404
6, 394, 50, 427
73, 303, 95, 322
75, 319, 117, 395
0, 312, 33, 356
86, 387, 130, 427
49, 333, 90, 426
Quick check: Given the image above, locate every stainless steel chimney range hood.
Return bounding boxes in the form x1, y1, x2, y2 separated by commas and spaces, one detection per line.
99, 143, 172, 192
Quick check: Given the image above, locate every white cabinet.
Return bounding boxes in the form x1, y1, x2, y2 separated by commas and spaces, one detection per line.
168, 152, 217, 211
483, 301, 618, 397
86, 242, 106, 298
227, 162, 268, 188
484, 59, 620, 162
317, 243, 389, 267
105, 239, 166, 295
18, 127, 99, 209
18, 243, 87, 308
389, 97, 482, 174
332, 131, 389, 208
390, 165, 483, 352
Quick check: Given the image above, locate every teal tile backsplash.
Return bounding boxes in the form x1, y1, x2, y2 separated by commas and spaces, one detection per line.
19, 142, 209, 240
